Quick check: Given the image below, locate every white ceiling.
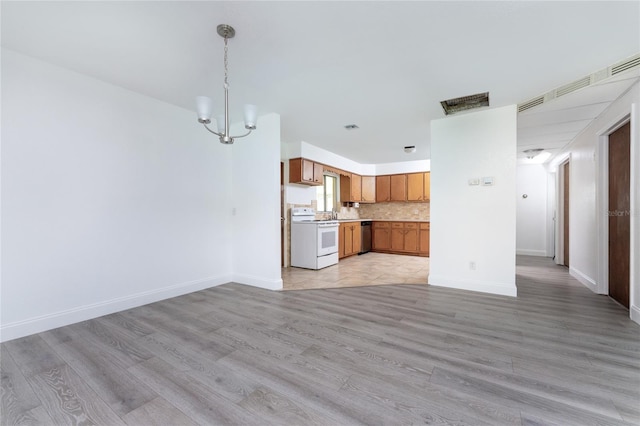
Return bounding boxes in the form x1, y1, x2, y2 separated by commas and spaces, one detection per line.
2, 1, 639, 164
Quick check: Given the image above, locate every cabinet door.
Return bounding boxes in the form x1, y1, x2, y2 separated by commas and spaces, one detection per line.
390, 223, 405, 251
390, 175, 407, 201
339, 174, 352, 203
302, 159, 315, 183
361, 176, 376, 203
344, 224, 354, 256
351, 174, 362, 202
375, 176, 390, 202
352, 224, 362, 254
338, 224, 346, 259
313, 162, 324, 185
373, 222, 390, 250
407, 173, 425, 201
424, 172, 431, 201
404, 223, 418, 252
418, 223, 430, 256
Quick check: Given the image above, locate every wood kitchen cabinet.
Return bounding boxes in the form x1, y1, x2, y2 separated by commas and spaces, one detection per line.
339, 222, 361, 259
361, 176, 376, 203
376, 174, 407, 203
407, 172, 431, 202
340, 173, 362, 203
372, 222, 391, 250
391, 222, 418, 252
375, 176, 391, 202
390, 174, 407, 201
372, 221, 428, 257
289, 158, 324, 186
418, 222, 430, 256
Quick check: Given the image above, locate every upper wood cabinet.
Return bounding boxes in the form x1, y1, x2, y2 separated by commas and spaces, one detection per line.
390, 174, 407, 201
361, 176, 376, 203
351, 174, 362, 202
340, 173, 362, 203
375, 176, 391, 202
289, 158, 324, 186
407, 172, 431, 202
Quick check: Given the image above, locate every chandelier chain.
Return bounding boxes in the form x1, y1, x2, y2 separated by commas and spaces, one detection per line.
223, 36, 229, 89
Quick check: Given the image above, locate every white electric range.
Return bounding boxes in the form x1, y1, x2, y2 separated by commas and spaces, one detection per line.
290, 207, 339, 270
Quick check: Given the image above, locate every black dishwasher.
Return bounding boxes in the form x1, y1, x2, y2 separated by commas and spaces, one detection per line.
359, 221, 372, 254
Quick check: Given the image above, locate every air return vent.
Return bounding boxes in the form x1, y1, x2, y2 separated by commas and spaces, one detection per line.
556, 76, 591, 97
517, 53, 640, 113
440, 92, 489, 115
518, 96, 544, 113
612, 54, 640, 75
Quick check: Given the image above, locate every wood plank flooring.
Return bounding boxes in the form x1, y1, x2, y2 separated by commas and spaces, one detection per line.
2, 255, 639, 425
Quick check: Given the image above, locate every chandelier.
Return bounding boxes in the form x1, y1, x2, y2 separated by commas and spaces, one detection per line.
196, 24, 257, 144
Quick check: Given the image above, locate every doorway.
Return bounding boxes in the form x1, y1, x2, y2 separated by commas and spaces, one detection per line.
561, 160, 570, 267
281, 162, 284, 267
608, 122, 631, 308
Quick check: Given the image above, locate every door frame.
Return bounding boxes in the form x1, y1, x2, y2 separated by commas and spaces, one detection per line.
596, 113, 632, 296
555, 154, 570, 266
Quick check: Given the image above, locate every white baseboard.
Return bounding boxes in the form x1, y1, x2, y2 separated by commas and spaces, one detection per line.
631, 304, 640, 326
233, 274, 283, 291
569, 267, 598, 293
0, 274, 231, 343
427, 275, 517, 297
516, 249, 547, 257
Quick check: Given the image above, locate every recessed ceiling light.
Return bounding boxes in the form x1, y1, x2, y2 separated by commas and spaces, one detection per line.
344, 124, 359, 130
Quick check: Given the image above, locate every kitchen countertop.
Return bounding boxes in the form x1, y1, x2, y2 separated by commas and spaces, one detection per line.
338, 218, 429, 223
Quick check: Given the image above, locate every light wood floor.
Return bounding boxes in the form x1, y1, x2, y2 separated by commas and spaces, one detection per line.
2, 256, 639, 425
283, 252, 429, 290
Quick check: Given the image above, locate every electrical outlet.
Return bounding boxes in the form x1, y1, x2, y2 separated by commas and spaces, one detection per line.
469, 261, 476, 270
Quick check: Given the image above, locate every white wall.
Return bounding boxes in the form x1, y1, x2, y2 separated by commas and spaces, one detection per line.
516, 164, 548, 256
231, 114, 283, 290
1, 48, 277, 341
551, 81, 640, 324
429, 105, 518, 297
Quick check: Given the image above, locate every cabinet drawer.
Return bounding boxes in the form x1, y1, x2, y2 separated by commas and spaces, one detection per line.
391, 222, 404, 229
420, 223, 430, 230
373, 222, 390, 229
405, 223, 417, 229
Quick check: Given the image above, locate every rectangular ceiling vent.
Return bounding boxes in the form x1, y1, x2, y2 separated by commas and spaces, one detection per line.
440, 92, 489, 115
611, 54, 640, 75
518, 96, 545, 113
555, 76, 591, 98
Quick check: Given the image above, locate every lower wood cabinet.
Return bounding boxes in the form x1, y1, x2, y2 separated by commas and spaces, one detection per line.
372, 222, 391, 251
418, 222, 430, 256
339, 222, 361, 259
372, 221, 429, 257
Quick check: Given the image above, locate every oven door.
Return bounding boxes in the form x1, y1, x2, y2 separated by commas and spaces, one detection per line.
317, 223, 339, 256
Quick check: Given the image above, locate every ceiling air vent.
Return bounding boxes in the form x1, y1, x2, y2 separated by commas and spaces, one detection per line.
556, 76, 591, 98
612, 54, 640, 75
518, 96, 545, 113
440, 92, 489, 115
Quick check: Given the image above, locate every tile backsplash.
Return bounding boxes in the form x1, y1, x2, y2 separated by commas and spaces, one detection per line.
357, 202, 430, 221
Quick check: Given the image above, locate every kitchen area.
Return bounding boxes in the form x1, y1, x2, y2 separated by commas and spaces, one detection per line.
283, 157, 430, 290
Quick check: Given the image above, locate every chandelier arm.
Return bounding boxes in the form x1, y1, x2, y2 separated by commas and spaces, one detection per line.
231, 130, 253, 139
202, 123, 223, 137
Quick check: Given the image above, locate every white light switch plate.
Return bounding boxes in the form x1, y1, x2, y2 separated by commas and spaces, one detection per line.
482, 176, 494, 186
